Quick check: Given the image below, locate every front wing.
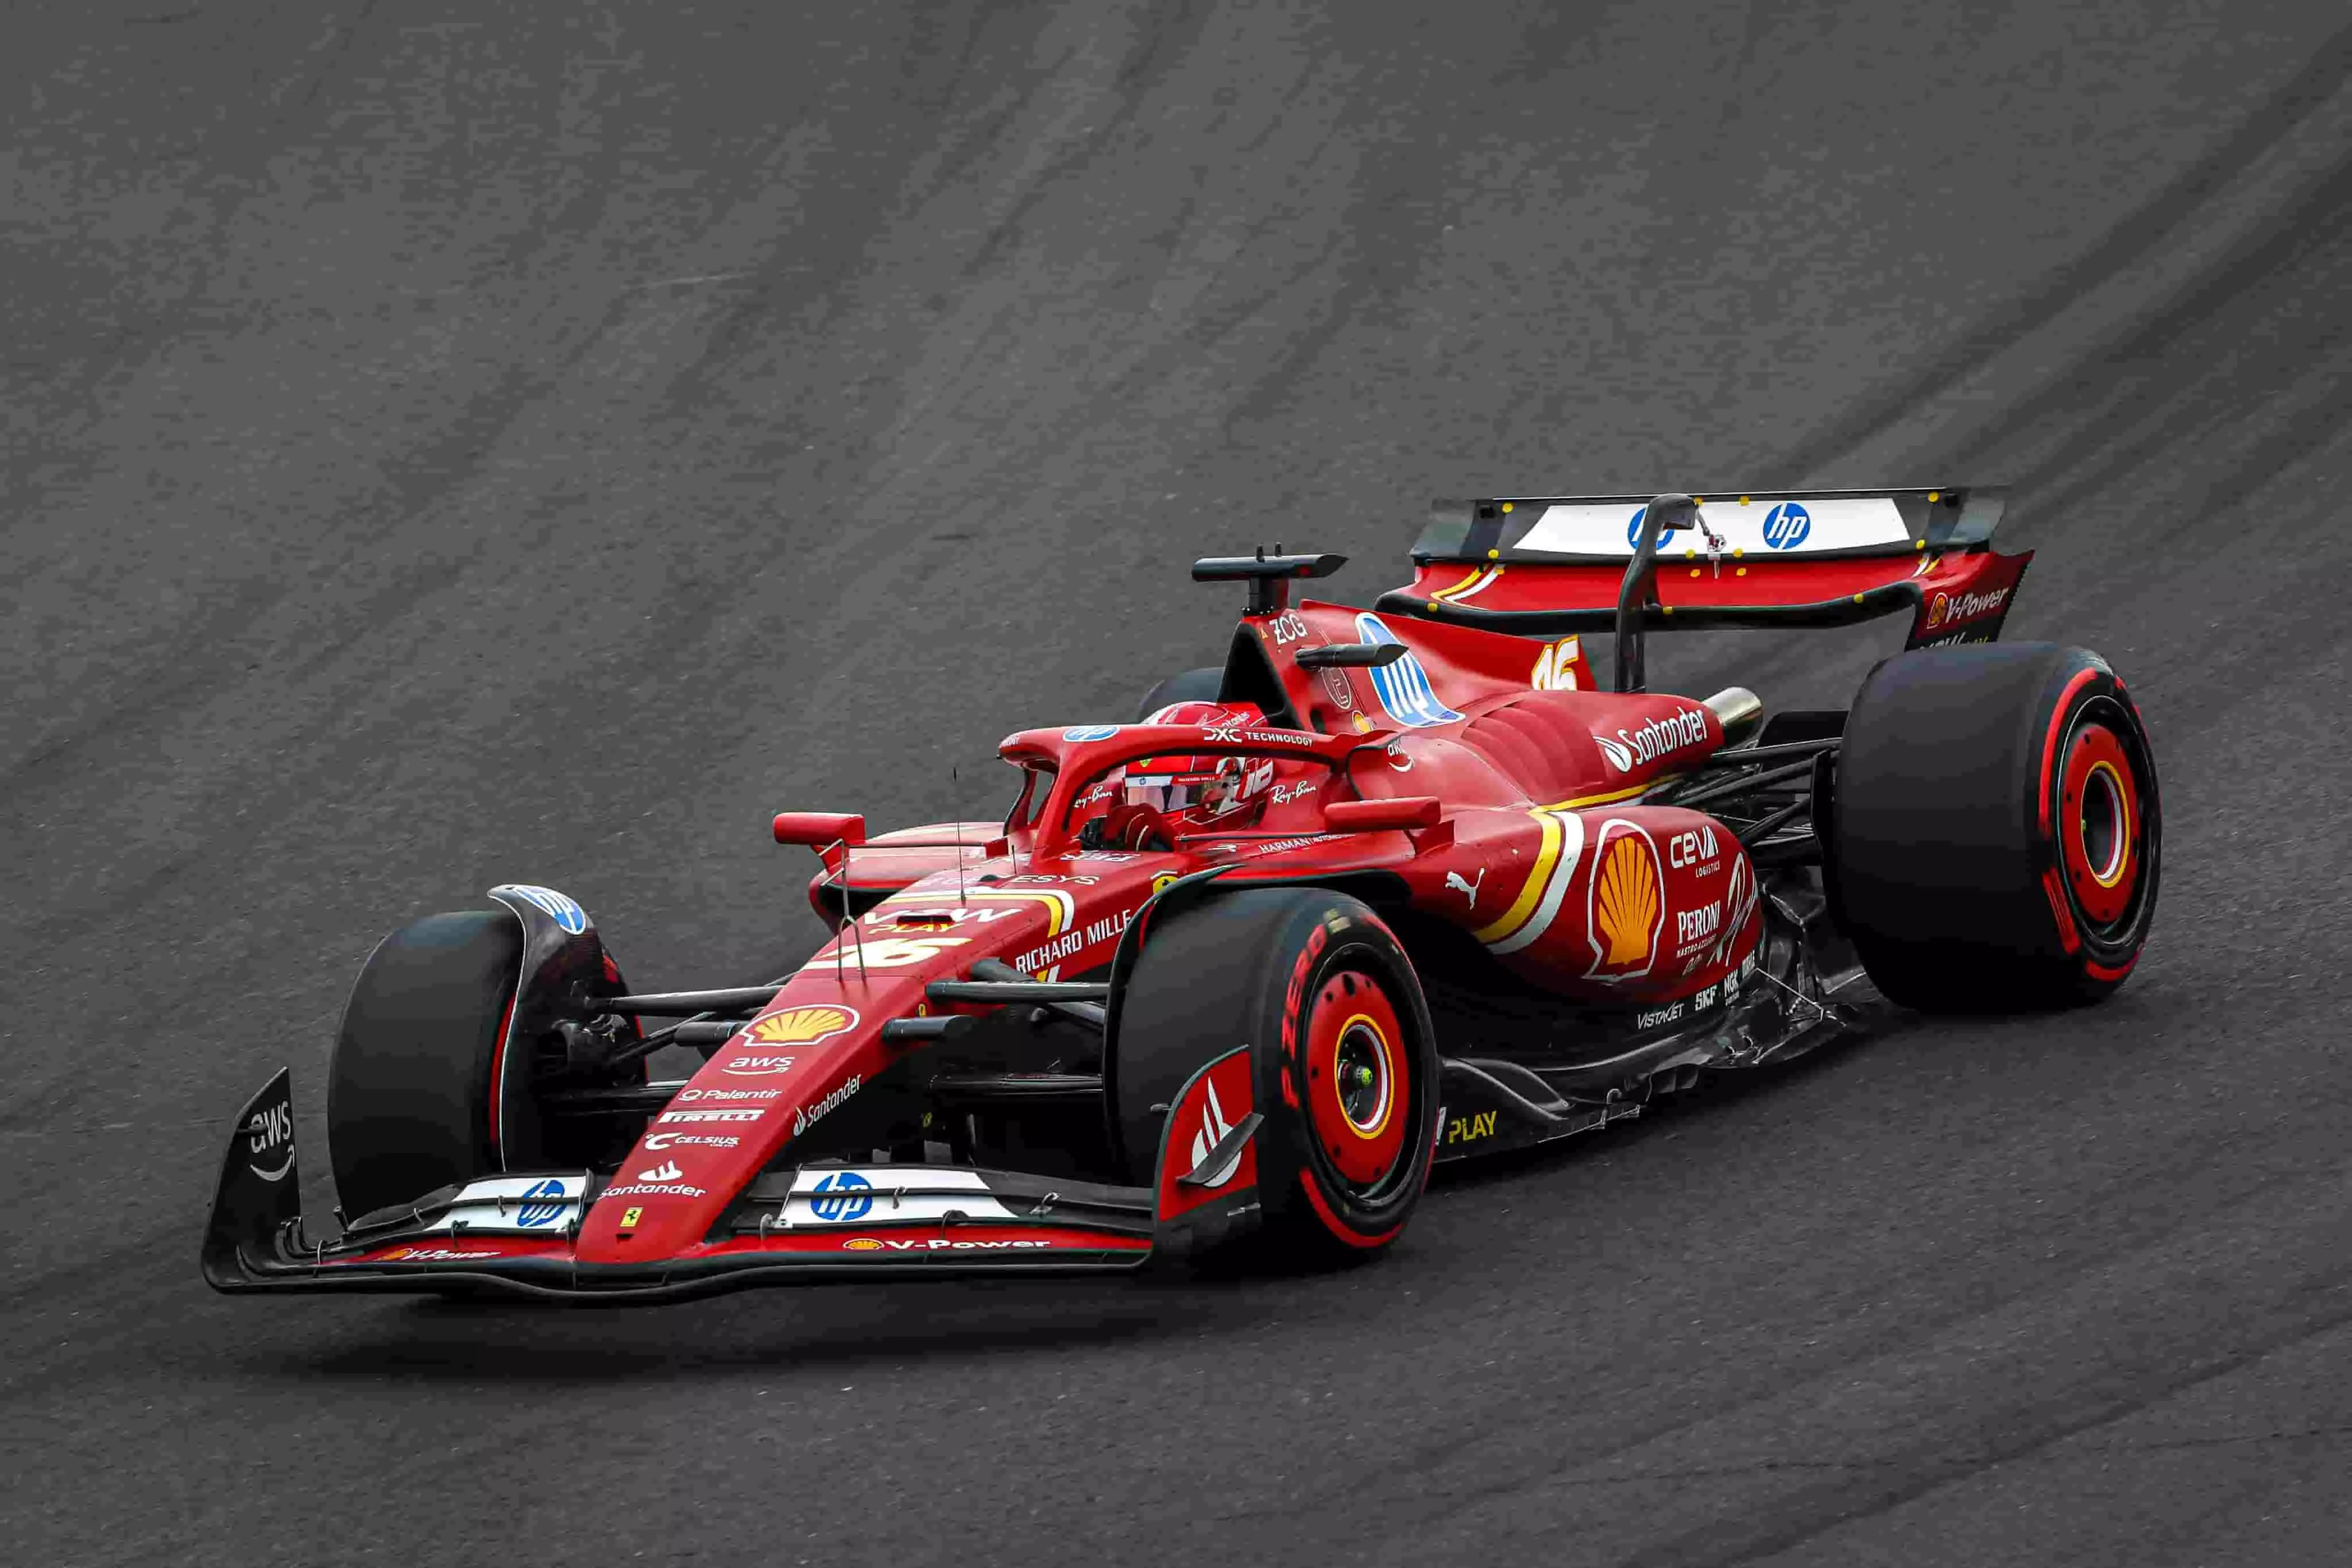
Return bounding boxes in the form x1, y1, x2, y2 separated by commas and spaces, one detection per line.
202, 1055, 1263, 1303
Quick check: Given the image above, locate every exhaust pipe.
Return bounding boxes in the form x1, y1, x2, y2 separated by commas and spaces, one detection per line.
1703, 686, 1764, 748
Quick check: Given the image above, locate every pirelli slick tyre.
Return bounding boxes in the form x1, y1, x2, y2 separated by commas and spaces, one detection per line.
327, 910, 524, 1219
1112, 886, 1440, 1263
1828, 642, 2160, 1011
1133, 665, 1223, 721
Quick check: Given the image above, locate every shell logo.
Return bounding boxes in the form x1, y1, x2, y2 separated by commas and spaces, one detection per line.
841, 1237, 884, 1251
749, 1006, 860, 1047
1588, 824, 1664, 979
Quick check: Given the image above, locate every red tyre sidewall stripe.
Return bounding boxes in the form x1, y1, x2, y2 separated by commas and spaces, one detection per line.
486, 987, 519, 1166
2037, 667, 2101, 837
1296, 1168, 1406, 1250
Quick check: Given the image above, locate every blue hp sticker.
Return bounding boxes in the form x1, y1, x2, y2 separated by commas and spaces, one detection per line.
1062, 725, 1121, 743
808, 1170, 875, 1222
1761, 502, 1812, 550
516, 1177, 571, 1228
493, 884, 588, 935
1353, 614, 1463, 729
1625, 505, 1684, 549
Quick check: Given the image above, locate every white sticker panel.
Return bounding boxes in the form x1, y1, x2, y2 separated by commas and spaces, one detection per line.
1512, 497, 1912, 557
425, 1174, 585, 1233
780, 1166, 1016, 1227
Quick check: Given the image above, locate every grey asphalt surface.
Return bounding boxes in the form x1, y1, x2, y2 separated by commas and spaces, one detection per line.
8, 2, 2352, 1563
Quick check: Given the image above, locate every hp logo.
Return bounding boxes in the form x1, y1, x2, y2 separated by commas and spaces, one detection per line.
516, 1177, 570, 1228
1625, 505, 1685, 549
1761, 502, 1812, 550
808, 1171, 875, 1222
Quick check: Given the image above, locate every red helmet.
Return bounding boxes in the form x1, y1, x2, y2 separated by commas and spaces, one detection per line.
1124, 700, 1276, 820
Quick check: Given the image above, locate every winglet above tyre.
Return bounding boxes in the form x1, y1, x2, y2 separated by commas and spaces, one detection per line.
200, 1067, 303, 1292
1150, 1045, 1267, 1257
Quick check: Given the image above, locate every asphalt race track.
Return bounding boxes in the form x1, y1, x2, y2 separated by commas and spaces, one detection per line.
9, 3, 2352, 1563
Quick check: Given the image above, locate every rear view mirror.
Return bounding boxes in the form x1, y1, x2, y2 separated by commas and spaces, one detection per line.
772, 812, 866, 848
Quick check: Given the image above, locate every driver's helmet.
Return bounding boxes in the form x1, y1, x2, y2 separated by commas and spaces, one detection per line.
1127, 699, 1276, 820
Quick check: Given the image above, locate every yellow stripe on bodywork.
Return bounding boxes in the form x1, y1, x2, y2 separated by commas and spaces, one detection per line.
1542, 773, 1687, 811
1428, 566, 1489, 602
1472, 811, 1564, 945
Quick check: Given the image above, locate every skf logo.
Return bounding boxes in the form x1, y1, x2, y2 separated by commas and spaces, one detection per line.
749, 1006, 859, 1047
1587, 822, 1664, 981
1667, 824, 1717, 868
1530, 637, 1581, 691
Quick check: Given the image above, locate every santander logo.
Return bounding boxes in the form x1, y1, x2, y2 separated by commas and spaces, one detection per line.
1189, 1079, 1242, 1188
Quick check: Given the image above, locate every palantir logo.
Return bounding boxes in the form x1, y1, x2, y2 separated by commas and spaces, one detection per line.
516, 1177, 570, 1228
808, 1171, 875, 1222
1353, 614, 1463, 729
1761, 502, 1812, 550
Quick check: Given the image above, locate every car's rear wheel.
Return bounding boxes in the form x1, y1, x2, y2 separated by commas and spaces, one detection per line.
1111, 886, 1439, 1261
1828, 642, 2160, 1009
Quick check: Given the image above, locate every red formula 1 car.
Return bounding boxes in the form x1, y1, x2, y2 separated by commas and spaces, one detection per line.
203, 489, 2160, 1300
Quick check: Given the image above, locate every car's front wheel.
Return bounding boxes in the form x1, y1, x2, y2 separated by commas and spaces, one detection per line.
1110, 886, 1440, 1262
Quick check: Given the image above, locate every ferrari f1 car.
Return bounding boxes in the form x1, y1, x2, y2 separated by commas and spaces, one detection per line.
203, 488, 2160, 1300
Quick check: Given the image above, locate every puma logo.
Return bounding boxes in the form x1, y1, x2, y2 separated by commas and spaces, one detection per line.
1444, 868, 1487, 908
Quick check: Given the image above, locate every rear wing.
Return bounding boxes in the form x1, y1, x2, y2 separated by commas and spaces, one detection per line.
1379, 486, 2029, 651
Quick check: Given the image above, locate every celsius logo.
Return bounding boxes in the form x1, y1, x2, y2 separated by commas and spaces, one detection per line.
808, 1171, 875, 1222
516, 1178, 570, 1228
1353, 613, 1463, 729
1925, 586, 2008, 629
492, 884, 588, 935
1595, 708, 1711, 773
1761, 502, 1812, 549
245, 1098, 294, 1182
